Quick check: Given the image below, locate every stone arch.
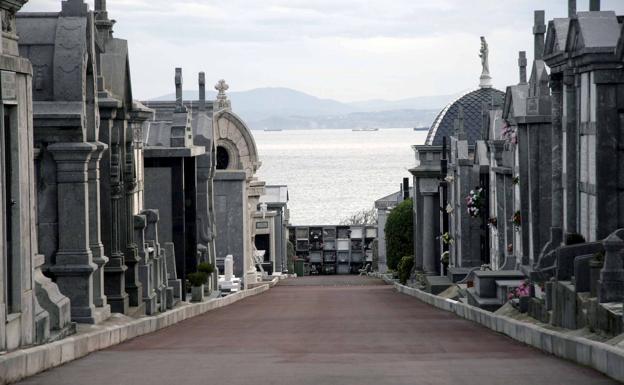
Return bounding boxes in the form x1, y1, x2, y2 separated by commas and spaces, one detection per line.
213, 109, 261, 179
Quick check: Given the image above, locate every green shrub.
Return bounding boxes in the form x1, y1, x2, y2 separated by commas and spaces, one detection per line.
397, 256, 414, 285
385, 198, 414, 270
188, 272, 208, 287
197, 262, 215, 275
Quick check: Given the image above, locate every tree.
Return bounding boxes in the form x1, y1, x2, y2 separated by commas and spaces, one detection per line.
385, 198, 413, 270
340, 206, 377, 225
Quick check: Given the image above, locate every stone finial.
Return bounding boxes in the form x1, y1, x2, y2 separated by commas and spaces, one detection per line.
479, 37, 492, 88
61, 0, 88, 17
589, 0, 600, 11
568, 0, 577, 17
199, 72, 206, 111
518, 51, 527, 84
175, 68, 185, 113
533, 11, 546, 61
215, 79, 231, 110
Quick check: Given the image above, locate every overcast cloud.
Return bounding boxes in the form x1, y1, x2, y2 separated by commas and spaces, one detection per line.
20, 0, 624, 101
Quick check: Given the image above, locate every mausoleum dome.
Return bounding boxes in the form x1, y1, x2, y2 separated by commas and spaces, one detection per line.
425, 87, 504, 146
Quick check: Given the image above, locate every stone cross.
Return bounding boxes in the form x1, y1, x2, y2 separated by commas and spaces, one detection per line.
61, 0, 88, 16
533, 11, 546, 61
479, 37, 492, 88
95, 0, 106, 11
215, 79, 231, 110
198, 72, 206, 111
518, 51, 527, 85
590, 0, 600, 11
175, 68, 184, 112
568, 0, 577, 17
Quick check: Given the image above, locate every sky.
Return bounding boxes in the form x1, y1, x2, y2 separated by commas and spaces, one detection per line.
21, 0, 624, 102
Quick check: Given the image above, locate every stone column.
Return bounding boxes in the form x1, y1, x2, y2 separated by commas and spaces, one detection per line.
421, 178, 439, 275
124, 142, 142, 309
550, 75, 564, 235
87, 141, 110, 311
598, 233, 624, 303
104, 120, 129, 314
563, 72, 578, 236
538, 74, 563, 260
48, 142, 98, 323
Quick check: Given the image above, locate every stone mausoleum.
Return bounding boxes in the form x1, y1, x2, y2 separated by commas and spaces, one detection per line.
406, 0, 624, 337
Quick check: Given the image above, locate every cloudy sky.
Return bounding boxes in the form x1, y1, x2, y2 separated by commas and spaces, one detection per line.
21, 0, 624, 102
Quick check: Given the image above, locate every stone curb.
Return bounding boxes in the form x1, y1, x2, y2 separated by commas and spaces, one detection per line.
388, 279, 624, 383
0, 285, 270, 385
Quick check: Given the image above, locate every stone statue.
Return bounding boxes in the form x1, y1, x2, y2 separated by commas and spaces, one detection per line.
479, 36, 492, 88
479, 36, 489, 75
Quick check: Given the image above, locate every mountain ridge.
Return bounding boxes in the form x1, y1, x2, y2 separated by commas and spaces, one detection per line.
149, 87, 454, 130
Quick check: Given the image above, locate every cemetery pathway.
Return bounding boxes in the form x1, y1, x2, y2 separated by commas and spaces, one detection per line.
18, 276, 616, 385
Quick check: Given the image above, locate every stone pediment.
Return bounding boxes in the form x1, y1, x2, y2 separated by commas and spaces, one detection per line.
565, 11, 620, 54
100, 38, 133, 106
544, 18, 570, 60
503, 84, 529, 121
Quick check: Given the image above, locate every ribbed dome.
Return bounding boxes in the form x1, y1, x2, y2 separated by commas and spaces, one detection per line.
425, 88, 504, 146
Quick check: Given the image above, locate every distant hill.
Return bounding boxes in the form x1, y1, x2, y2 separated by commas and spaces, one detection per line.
149, 87, 453, 130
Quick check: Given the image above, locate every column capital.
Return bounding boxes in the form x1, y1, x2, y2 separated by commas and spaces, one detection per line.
48, 142, 96, 183
420, 177, 440, 195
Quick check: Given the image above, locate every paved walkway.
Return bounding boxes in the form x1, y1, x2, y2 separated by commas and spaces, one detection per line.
19, 276, 616, 385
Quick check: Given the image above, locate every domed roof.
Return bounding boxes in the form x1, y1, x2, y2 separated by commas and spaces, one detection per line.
425, 87, 504, 146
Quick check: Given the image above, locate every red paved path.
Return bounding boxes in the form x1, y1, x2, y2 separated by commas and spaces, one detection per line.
19, 276, 617, 385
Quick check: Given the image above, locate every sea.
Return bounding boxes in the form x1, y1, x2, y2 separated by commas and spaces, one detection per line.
253, 128, 428, 225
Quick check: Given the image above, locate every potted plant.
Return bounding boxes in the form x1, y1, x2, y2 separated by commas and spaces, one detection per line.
198, 262, 215, 294
188, 272, 208, 302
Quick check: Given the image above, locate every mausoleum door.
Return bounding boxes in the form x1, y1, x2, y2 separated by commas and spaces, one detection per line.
1, 103, 19, 315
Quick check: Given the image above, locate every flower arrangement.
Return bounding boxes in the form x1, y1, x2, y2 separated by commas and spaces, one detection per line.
465, 187, 485, 218
440, 232, 454, 245
512, 210, 521, 227
445, 203, 454, 215
508, 280, 530, 300
501, 120, 517, 146
444, 175, 454, 184
512, 176, 519, 185
488, 217, 497, 227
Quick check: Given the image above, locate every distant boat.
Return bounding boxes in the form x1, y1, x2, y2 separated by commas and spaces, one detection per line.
352, 128, 379, 132
264, 128, 283, 132
413, 127, 429, 131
